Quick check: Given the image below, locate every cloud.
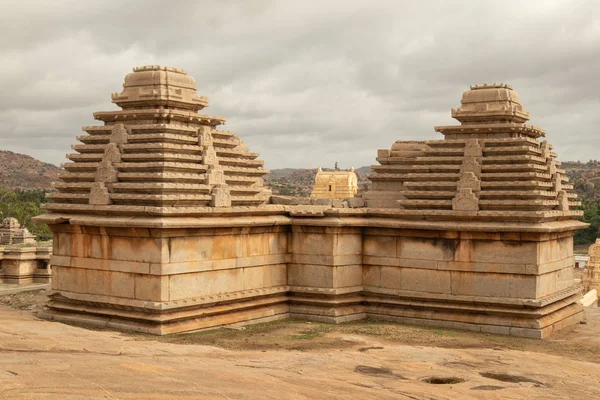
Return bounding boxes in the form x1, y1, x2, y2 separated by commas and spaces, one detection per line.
0, 0, 599, 170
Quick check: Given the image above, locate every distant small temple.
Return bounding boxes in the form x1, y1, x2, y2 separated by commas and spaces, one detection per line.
0, 217, 35, 245
310, 163, 358, 199
0, 217, 51, 284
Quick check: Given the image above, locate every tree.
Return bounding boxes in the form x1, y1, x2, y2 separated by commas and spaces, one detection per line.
0, 187, 52, 241
574, 197, 600, 245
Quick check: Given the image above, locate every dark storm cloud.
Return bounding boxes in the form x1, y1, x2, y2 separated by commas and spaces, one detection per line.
0, 0, 599, 169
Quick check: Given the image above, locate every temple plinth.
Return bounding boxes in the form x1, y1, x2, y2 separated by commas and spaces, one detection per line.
35, 74, 586, 338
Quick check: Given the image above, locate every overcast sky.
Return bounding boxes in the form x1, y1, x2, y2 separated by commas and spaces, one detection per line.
0, 0, 598, 170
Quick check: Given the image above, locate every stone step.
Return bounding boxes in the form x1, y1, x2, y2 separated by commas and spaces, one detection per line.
481, 164, 549, 173
230, 196, 268, 206
376, 156, 463, 165
83, 123, 199, 135
212, 138, 239, 149
479, 199, 559, 211
70, 144, 106, 154
62, 162, 99, 172
397, 199, 452, 209
126, 133, 199, 145
58, 172, 96, 182
225, 176, 262, 185
111, 183, 211, 194
482, 155, 547, 164
121, 153, 204, 163
117, 172, 207, 183
93, 109, 226, 126
216, 149, 259, 160
372, 164, 461, 173
223, 166, 269, 176
110, 193, 212, 206
481, 172, 552, 181
66, 152, 205, 163
368, 173, 460, 181
483, 145, 542, 156
115, 162, 208, 173
121, 143, 202, 155
45, 192, 89, 204
217, 157, 264, 168
228, 186, 265, 195
423, 148, 465, 156
76, 135, 110, 144
52, 182, 94, 192
401, 191, 455, 199
481, 180, 553, 189
479, 190, 559, 199
212, 130, 235, 139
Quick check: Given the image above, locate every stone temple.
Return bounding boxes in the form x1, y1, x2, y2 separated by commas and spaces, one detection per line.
0, 217, 51, 284
35, 68, 587, 338
310, 167, 358, 199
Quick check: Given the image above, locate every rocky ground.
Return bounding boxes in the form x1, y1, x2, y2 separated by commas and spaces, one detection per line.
0, 290, 599, 399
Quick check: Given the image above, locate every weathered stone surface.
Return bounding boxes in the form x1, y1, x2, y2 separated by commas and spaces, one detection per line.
89, 183, 111, 205
452, 188, 479, 211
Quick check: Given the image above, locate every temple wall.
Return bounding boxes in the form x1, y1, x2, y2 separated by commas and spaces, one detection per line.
43, 219, 584, 338
362, 229, 576, 300
51, 225, 289, 302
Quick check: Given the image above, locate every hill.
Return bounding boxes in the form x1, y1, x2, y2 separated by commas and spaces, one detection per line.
0, 151, 62, 190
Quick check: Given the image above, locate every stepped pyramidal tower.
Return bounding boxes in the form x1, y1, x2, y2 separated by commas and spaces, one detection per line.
47, 65, 271, 212
365, 83, 580, 219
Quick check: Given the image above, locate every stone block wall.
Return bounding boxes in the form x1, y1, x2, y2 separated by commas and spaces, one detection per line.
40, 217, 583, 339
48, 222, 290, 334
288, 226, 365, 322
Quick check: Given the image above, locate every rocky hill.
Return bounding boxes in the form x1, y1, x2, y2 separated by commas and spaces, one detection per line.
562, 161, 600, 199
0, 151, 62, 190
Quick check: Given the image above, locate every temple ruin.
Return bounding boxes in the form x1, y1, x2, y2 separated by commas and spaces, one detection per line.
0, 217, 35, 245
0, 217, 51, 284
583, 239, 600, 293
34, 68, 586, 338
310, 167, 358, 199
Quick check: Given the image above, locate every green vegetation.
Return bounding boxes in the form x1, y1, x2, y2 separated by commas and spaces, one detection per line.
574, 197, 600, 245
0, 187, 52, 241
558, 161, 600, 245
